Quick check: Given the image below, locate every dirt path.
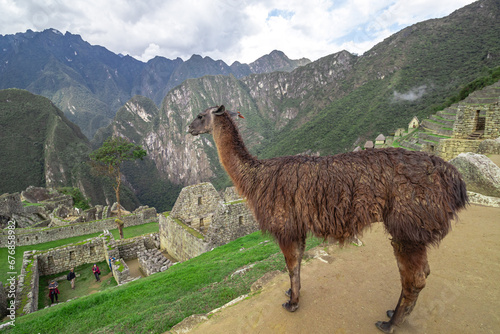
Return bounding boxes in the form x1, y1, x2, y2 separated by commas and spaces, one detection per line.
489, 154, 500, 167
126, 258, 145, 278
185, 205, 500, 334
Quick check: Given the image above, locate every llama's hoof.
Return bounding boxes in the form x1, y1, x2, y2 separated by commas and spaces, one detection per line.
375, 321, 394, 333
282, 301, 299, 312
387, 309, 394, 318
285, 289, 291, 297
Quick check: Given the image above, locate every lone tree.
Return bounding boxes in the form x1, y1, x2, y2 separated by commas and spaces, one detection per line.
90, 136, 146, 239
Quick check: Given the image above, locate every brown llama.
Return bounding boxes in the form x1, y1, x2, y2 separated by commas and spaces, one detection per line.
187, 105, 468, 333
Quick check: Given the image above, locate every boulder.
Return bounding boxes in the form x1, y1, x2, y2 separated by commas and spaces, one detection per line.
478, 137, 500, 155
449, 153, 500, 198
21, 186, 52, 203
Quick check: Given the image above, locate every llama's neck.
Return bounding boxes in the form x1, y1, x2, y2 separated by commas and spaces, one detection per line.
212, 115, 257, 195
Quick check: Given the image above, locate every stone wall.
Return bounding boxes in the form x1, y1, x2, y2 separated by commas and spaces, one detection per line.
36, 237, 107, 276
478, 138, 500, 155
111, 258, 130, 285
453, 103, 500, 139
436, 139, 482, 161
0, 207, 157, 248
159, 214, 209, 262
114, 234, 157, 260
159, 182, 259, 262
170, 183, 222, 229
15, 251, 39, 316
484, 103, 500, 139
453, 105, 482, 139
207, 201, 259, 248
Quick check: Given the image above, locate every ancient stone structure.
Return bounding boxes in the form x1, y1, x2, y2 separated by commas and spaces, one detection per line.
170, 183, 223, 232
160, 183, 258, 262
0, 207, 157, 247
375, 134, 386, 146
138, 249, 173, 276
14, 231, 162, 316
437, 102, 500, 160
408, 116, 419, 132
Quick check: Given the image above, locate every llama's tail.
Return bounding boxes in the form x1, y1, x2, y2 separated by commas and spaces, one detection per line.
433, 155, 469, 219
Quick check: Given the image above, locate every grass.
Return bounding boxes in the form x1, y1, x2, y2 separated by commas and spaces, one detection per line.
0, 222, 159, 283
3, 232, 324, 334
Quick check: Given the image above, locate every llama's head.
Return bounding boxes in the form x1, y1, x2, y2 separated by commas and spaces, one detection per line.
187, 105, 224, 136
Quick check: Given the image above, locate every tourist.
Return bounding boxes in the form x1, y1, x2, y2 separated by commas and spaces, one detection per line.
92, 264, 101, 282
67, 268, 76, 289
48, 280, 59, 304
108, 256, 115, 271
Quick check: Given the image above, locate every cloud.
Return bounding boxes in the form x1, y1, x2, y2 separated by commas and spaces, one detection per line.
0, 0, 477, 64
392, 85, 428, 102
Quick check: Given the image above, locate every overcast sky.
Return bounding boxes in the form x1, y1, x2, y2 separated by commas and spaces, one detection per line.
0, 0, 477, 64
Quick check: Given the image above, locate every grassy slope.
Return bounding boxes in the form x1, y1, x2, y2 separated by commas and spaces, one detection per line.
0, 222, 159, 283
3, 232, 323, 334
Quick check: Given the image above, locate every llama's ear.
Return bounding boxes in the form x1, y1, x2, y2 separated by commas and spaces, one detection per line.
213, 105, 225, 115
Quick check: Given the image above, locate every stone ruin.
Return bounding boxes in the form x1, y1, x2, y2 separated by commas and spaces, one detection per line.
0, 186, 146, 230
138, 249, 174, 276
160, 183, 259, 262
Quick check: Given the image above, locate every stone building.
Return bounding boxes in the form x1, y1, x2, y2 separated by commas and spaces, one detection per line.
437, 102, 500, 160
408, 116, 419, 132
159, 183, 258, 262
375, 134, 386, 146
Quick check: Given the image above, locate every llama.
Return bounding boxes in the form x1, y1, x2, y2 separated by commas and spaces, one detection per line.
187, 105, 468, 333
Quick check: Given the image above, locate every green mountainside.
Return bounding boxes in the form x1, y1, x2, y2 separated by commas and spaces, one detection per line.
0, 89, 89, 192
0, 89, 140, 209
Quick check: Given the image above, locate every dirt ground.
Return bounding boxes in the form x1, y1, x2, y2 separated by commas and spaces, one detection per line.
125, 258, 146, 278
185, 204, 500, 334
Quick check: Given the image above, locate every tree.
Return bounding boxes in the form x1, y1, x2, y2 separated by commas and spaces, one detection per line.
90, 136, 147, 239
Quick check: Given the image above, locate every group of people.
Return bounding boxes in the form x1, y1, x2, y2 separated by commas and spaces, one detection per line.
47, 264, 102, 304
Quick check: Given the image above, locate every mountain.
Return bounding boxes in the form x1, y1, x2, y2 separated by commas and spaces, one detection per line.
100, 0, 500, 198
0, 29, 310, 138
0, 89, 140, 209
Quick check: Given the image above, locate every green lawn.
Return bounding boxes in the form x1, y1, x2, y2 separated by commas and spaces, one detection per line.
3, 232, 324, 334
0, 222, 159, 283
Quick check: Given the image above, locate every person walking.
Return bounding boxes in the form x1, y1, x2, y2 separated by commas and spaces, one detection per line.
48, 280, 60, 304
67, 268, 76, 289
92, 264, 101, 282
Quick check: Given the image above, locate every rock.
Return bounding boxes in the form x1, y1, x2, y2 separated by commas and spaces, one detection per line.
449, 153, 500, 198
478, 137, 500, 155
169, 314, 209, 334
467, 191, 500, 207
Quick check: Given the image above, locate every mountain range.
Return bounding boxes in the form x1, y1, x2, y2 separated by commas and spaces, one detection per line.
0, 29, 309, 138
1, 0, 500, 212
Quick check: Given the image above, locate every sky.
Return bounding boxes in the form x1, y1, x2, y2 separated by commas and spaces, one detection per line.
0, 0, 477, 64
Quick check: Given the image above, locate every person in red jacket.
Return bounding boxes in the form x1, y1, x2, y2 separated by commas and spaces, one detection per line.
92, 264, 101, 282
48, 280, 60, 304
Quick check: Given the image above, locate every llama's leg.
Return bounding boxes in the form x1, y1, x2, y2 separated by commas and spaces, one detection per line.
279, 235, 306, 312
376, 241, 429, 333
